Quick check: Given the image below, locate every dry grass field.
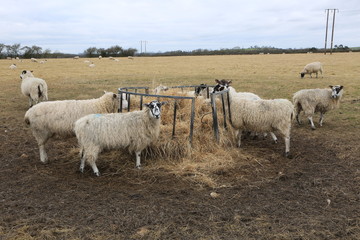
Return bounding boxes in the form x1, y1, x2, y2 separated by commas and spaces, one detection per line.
1, 53, 360, 239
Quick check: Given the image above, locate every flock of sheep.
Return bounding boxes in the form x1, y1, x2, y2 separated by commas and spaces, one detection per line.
19, 61, 344, 176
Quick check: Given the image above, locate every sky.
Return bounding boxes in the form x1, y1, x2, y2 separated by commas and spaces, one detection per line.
1, 0, 360, 54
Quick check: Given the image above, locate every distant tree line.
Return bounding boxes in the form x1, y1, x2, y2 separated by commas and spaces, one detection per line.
83, 45, 138, 58
0, 43, 356, 59
147, 45, 354, 56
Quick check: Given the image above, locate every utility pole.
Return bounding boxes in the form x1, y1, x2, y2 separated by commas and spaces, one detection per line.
330, 9, 338, 55
324, 9, 339, 55
144, 41, 147, 53
140, 41, 143, 54
324, 9, 330, 55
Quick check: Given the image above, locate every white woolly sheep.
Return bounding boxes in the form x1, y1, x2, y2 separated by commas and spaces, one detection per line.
300, 62, 323, 78
213, 79, 278, 143
74, 100, 166, 176
24, 92, 120, 163
9, 63, 17, 69
31, 58, 38, 62
231, 97, 293, 157
293, 85, 344, 130
20, 70, 48, 107
153, 84, 169, 94
88, 62, 95, 68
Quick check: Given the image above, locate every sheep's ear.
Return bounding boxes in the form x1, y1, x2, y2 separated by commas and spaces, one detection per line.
215, 79, 221, 84
329, 85, 333, 89
161, 101, 168, 106
30, 70, 33, 73
22, 70, 27, 74
339, 85, 344, 90
113, 93, 117, 98
228, 80, 232, 85
144, 103, 150, 108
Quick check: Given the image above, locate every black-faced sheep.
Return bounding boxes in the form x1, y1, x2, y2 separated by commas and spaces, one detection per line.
300, 62, 323, 78
74, 100, 166, 176
24, 92, 120, 163
20, 70, 48, 107
293, 85, 344, 130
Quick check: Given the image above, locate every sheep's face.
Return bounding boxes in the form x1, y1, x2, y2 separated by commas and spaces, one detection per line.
20, 70, 34, 80
212, 79, 231, 93
195, 84, 207, 96
330, 85, 344, 98
300, 72, 305, 78
145, 101, 166, 119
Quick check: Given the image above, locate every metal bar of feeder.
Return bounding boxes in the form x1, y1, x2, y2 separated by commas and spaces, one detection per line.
210, 93, 219, 143
221, 94, 227, 130
127, 94, 131, 112
119, 92, 123, 113
227, 91, 232, 125
172, 100, 177, 138
140, 95, 143, 110
189, 98, 195, 145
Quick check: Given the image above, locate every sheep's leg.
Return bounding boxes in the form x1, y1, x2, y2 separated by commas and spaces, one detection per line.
308, 116, 316, 130
79, 148, 86, 173
135, 151, 141, 168
235, 130, 242, 148
39, 144, 48, 163
87, 155, 100, 176
270, 132, 278, 144
319, 113, 324, 126
28, 97, 33, 108
33, 131, 50, 163
284, 136, 291, 158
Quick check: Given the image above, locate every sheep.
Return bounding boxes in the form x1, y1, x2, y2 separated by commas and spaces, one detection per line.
300, 62, 323, 78
31, 58, 38, 62
213, 79, 278, 143
88, 62, 95, 68
24, 91, 120, 163
153, 84, 169, 94
20, 70, 48, 107
229, 96, 293, 157
293, 85, 344, 130
74, 100, 167, 176
73, 56, 80, 59
194, 84, 213, 98
9, 63, 17, 69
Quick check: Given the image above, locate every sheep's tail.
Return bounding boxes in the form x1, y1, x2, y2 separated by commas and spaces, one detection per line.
24, 116, 30, 125
37, 84, 44, 98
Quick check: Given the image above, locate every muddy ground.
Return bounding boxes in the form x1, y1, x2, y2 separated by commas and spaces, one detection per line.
1, 97, 360, 240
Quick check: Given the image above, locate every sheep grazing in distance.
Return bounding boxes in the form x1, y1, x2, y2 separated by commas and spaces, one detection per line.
9, 63, 17, 69
73, 56, 80, 59
293, 85, 344, 130
24, 92, 120, 163
213, 79, 278, 143
300, 62, 323, 78
74, 100, 167, 176
89, 62, 95, 68
31, 58, 38, 62
20, 70, 48, 107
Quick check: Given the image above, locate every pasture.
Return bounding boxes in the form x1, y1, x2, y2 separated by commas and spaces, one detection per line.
1, 53, 360, 239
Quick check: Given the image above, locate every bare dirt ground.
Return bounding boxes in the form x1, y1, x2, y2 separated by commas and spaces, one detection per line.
1, 55, 360, 239
1, 96, 360, 240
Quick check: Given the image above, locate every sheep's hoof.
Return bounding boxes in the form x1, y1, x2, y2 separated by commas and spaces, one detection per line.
285, 152, 293, 159
273, 140, 278, 144
94, 172, 100, 177
136, 165, 142, 169
79, 167, 84, 173
311, 127, 316, 131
